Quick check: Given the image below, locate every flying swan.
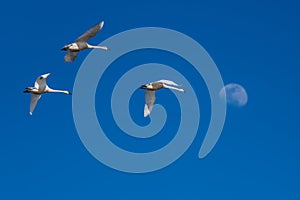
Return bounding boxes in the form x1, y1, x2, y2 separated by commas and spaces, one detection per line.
140, 80, 185, 117
61, 21, 108, 62
24, 73, 72, 115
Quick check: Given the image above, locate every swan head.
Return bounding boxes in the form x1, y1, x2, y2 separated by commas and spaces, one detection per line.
65, 91, 72, 95
140, 84, 148, 89
61, 44, 70, 50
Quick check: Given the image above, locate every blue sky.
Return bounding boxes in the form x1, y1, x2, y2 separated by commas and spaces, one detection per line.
1, 0, 300, 199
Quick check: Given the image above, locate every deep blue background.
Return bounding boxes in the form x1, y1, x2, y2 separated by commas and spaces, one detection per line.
1, 0, 299, 199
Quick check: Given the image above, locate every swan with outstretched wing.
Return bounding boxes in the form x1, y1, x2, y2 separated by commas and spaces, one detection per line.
140, 80, 185, 117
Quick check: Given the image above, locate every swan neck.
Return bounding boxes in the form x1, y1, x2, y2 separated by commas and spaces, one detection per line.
87, 44, 108, 50
47, 88, 68, 94
163, 85, 184, 92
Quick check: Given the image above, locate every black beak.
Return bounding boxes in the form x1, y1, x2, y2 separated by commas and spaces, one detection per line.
61, 47, 67, 51
140, 85, 147, 89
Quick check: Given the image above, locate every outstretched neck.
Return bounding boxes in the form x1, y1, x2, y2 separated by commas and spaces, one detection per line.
163, 85, 185, 92
87, 44, 108, 50
47, 88, 71, 95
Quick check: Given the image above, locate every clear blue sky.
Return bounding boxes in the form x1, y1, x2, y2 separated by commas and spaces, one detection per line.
1, 0, 299, 199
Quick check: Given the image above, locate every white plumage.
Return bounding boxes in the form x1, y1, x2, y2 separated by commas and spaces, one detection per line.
140, 80, 185, 117
61, 21, 109, 62
24, 73, 72, 115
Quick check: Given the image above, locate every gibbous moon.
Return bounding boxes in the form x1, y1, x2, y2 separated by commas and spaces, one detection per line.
219, 83, 248, 107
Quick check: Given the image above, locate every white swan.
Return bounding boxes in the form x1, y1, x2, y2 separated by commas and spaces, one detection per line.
140, 80, 185, 117
24, 73, 72, 115
61, 21, 109, 62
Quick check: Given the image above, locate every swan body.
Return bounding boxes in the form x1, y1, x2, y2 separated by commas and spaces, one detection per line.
61, 21, 108, 62
140, 80, 185, 117
24, 73, 72, 115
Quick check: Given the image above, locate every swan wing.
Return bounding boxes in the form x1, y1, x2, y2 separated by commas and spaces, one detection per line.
144, 90, 156, 117
64, 51, 79, 62
76, 21, 104, 42
30, 94, 41, 115
34, 76, 48, 90
157, 79, 180, 86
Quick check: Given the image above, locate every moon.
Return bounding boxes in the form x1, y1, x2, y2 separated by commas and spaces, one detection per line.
219, 83, 248, 107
